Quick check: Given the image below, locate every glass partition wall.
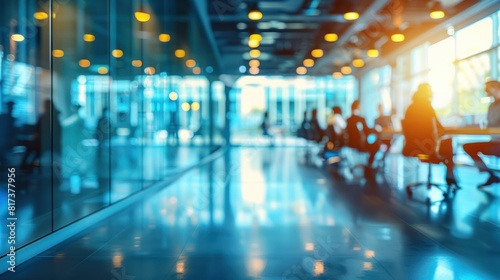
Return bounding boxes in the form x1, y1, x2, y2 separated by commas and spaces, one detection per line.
0, 0, 223, 257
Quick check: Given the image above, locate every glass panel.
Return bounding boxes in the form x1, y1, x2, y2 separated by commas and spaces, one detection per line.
428, 37, 455, 68
429, 64, 455, 117
53, 0, 111, 228
457, 52, 491, 122
110, 0, 143, 201
456, 17, 493, 59
0, 0, 52, 253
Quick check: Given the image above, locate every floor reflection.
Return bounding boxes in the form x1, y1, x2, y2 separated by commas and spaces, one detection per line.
1, 147, 500, 279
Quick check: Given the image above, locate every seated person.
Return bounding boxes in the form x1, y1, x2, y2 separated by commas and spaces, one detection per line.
308, 108, 325, 143
297, 110, 310, 139
346, 100, 380, 167
326, 106, 346, 147
374, 104, 395, 160
403, 83, 457, 186
463, 80, 500, 188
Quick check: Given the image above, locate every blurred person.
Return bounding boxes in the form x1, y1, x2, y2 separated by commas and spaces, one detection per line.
402, 83, 457, 187
21, 99, 62, 172
308, 108, 325, 143
463, 80, 500, 188
326, 106, 346, 147
0, 101, 17, 165
346, 100, 381, 168
95, 107, 111, 189
296, 110, 310, 140
260, 111, 273, 145
374, 104, 393, 130
374, 104, 394, 161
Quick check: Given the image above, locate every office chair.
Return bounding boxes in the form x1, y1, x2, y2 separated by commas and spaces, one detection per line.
401, 118, 456, 203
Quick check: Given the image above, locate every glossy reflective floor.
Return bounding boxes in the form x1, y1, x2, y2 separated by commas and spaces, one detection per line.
0, 145, 210, 256
2, 147, 500, 279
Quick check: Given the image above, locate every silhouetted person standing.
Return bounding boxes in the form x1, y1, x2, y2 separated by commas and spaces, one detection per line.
96, 107, 111, 189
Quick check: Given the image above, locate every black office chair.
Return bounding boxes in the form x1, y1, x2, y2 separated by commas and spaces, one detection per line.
401, 118, 455, 203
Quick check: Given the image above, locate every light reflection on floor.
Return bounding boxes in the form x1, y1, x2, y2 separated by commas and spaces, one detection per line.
2, 147, 500, 280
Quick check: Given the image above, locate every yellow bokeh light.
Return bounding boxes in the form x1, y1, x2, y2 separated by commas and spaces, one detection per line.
79, 59, 91, 68
311, 49, 323, 58
249, 67, 260, 75
158, 33, 171, 42
249, 49, 261, 58
352, 58, 365, 68
296, 66, 307, 75
186, 59, 196, 68
169, 92, 178, 101
132, 60, 142, 67
249, 60, 260, 67
249, 34, 263, 41
181, 102, 191, 111
97, 67, 108, 75
248, 10, 263, 21
344, 12, 359, 21
324, 33, 338, 42
134, 11, 150, 22
248, 39, 260, 48
391, 33, 405, 42
83, 34, 95, 42
303, 59, 315, 68
112, 49, 123, 58
11, 34, 24, 42
34, 12, 49, 20
332, 72, 343, 79
52, 49, 64, 58
175, 49, 186, 58
367, 49, 379, 58
341, 66, 352, 75
191, 102, 200, 111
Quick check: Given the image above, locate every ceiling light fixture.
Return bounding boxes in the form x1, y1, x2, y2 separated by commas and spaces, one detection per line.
159, 33, 171, 42
249, 49, 261, 58
311, 49, 323, 58
296, 67, 307, 75
340, 65, 352, 75
248, 39, 260, 48
303, 59, 315, 68
248, 3, 263, 21
11, 34, 25, 42
344, 12, 359, 21
112, 49, 123, 58
83, 34, 95, 42
391, 33, 405, 42
332, 72, 343, 79
352, 58, 364, 68
367, 48, 379, 58
134, 6, 150, 23
430, 1, 445, 19
324, 33, 338, 42
249, 59, 260, 67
